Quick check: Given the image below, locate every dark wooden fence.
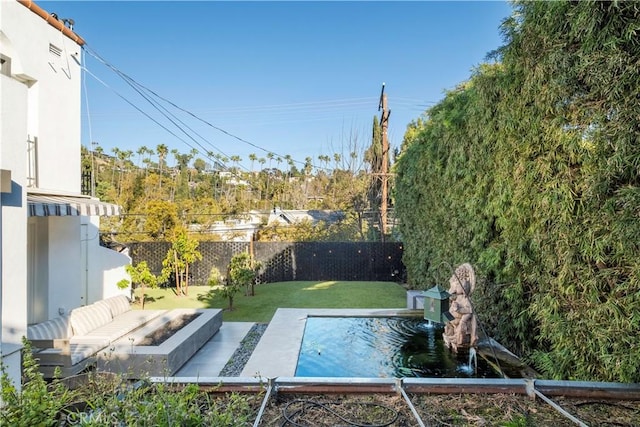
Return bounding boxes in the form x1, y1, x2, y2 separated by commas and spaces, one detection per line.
127, 242, 405, 285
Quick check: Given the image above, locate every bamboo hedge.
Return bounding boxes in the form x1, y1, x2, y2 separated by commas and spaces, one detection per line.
394, 1, 640, 383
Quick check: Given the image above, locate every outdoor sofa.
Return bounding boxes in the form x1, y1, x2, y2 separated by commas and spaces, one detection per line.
27, 295, 166, 378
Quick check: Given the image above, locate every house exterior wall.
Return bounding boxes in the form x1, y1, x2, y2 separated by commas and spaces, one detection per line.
1, 0, 130, 389
0, 44, 29, 389
48, 217, 83, 315
2, 1, 81, 192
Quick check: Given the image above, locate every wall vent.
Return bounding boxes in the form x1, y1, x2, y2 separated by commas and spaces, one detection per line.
49, 43, 62, 57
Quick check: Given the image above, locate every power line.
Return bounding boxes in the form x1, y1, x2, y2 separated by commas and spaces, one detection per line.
81, 46, 239, 167
82, 66, 231, 168
82, 44, 334, 172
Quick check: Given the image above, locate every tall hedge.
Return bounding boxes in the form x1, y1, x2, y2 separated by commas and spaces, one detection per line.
395, 1, 640, 383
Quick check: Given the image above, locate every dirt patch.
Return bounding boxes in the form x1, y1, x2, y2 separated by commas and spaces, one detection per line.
409, 393, 640, 426
552, 397, 640, 427
137, 313, 200, 346
257, 393, 418, 426
255, 392, 640, 426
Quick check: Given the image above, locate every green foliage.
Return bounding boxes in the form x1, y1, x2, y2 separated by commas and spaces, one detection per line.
207, 266, 224, 288
1, 339, 75, 426
162, 227, 202, 296
86, 142, 382, 243
1, 349, 257, 426
227, 252, 258, 303
212, 253, 253, 311
257, 213, 366, 242
394, 1, 640, 383
116, 278, 130, 290
126, 261, 160, 309
144, 200, 180, 240
75, 381, 255, 426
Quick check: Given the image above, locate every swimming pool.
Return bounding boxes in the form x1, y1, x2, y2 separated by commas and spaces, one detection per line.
295, 316, 499, 378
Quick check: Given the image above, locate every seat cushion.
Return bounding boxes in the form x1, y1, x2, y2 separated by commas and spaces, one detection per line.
27, 316, 71, 340
69, 303, 113, 336
101, 295, 131, 317
79, 310, 166, 342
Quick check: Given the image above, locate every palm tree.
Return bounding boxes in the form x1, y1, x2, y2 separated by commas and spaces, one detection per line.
143, 147, 154, 176
333, 153, 342, 170
249, 153, 257, 172
304, 156, 313, 176
318, 154, 330, 171
230, 155, 241, 171
117, 149, 133, 197
304, 156, 313, 202
156, 144, 168, 189
267, 152, 275, 170
137, 146, 148, 169
111, 147, 120, 186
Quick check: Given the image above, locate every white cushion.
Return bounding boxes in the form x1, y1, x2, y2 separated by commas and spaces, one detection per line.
69, 303, 113, 336
102, 295, 131, 317
27, 316, 71, 340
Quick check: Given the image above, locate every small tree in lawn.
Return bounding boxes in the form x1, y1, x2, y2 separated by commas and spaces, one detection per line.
125, 261, 160, 309
224, 252, 256, 311
162, 226, 202, 296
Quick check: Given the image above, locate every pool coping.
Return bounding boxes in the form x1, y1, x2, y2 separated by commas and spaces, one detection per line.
240, 308, 423, 378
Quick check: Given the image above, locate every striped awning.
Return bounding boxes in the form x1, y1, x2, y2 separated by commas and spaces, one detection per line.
27, 193, 121, 217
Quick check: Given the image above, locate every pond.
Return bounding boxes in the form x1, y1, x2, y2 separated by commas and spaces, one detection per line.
295, 316, 500, 378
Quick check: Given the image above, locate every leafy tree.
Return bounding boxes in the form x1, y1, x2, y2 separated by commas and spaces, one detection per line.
193, 157, 207, 174
125, 261, 161, 309
162, 227, 202, 296
143, 200, 180, 240
206, 266, 224, 288
224, 252, 257, 310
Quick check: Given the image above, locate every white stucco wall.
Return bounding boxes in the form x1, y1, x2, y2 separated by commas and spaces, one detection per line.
1, 1, 81, 193
48, 217, 83, 315
0, 39, 29, 389
0, 77, 29, 343
1, 0, 86, 390
84, 216, 131, 303
0, 76, 27, 353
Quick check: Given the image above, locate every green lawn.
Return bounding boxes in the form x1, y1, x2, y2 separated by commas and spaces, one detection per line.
137, 281, 407, 323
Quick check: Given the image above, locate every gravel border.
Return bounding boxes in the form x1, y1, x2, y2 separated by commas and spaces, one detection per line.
219, 323, 269, 376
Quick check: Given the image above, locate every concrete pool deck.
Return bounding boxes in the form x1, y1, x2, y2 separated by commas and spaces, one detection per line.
240, 308, 421, 378
176, 321, 255, 377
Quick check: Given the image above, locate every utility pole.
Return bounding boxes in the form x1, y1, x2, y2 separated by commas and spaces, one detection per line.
378, 83, 390, 241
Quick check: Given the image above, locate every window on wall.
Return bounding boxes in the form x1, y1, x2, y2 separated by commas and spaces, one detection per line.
0, 54, 11, 76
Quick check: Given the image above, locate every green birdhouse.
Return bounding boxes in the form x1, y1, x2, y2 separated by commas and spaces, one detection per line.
423, 285, 450, 324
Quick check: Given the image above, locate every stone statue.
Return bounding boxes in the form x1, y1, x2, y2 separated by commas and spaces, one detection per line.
443, 263, 478, 352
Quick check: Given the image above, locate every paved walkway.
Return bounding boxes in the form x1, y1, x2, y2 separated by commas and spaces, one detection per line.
176, 322, 254, 377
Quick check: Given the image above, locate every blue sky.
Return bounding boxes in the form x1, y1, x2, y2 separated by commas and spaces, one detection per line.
43, 1, 512, 171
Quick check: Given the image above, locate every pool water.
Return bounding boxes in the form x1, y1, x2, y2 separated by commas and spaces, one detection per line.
295, 316, 500, 378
